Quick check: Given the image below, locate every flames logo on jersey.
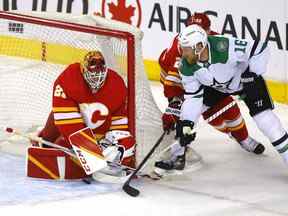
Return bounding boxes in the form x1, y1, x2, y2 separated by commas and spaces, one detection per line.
79, 102, 109, 129
100, 0, 142, 27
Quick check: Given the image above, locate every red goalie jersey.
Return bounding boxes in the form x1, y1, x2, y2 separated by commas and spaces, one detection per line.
27, 51, 135, 180
52, 63, 128, 142
51, 62, 135, 168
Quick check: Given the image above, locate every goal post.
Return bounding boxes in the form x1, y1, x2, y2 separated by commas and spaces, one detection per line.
0, 11, 173, 171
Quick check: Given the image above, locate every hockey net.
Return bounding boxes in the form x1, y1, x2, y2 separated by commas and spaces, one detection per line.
0, 11, 173, 172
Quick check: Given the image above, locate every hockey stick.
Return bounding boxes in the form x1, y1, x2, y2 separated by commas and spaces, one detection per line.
4, 127, 160, 184
5, 127, 76, 157
4, 127, 138, 177
153, 100, 237, 161
123, 100, 238, 196
122, 130, 167, 197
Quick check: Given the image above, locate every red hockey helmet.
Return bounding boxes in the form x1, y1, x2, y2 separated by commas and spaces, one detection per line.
186, 12, 211, 31
82, 51, 107, 92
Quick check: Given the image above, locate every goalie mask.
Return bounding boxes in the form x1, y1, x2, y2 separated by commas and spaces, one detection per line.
82, 51, 107, 92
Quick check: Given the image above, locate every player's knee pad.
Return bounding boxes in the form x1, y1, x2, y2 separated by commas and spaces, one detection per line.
241, 75, 274, 116
26, 147, 87, 180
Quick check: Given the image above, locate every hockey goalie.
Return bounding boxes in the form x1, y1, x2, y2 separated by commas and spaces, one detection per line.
26, 50, 135, 181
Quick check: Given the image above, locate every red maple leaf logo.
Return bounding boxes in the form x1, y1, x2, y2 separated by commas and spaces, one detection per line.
108, 0, 135, 24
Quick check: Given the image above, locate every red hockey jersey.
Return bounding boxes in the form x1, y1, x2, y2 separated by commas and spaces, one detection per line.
52, 63, 128, 142
159, 30, 218, 99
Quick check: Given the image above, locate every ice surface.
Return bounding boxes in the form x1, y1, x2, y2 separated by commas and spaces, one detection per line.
1, 82, 288, 216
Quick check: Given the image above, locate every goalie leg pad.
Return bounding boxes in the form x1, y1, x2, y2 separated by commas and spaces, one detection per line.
26, 147, 87, 180
104, 131, 136, 168
118, 136, 136, 168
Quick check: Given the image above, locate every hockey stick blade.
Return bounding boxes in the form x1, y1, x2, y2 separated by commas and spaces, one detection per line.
122, 131, 167, 197
122, 182, 139, 197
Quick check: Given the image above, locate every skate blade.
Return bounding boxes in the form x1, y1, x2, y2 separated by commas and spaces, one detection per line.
153, 160, 203, 179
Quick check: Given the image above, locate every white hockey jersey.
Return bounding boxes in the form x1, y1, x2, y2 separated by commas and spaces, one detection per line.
180, 35, 270, 123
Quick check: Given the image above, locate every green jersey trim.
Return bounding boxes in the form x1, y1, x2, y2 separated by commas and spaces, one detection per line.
208, 36, 229, 64
179, 58, 201, 76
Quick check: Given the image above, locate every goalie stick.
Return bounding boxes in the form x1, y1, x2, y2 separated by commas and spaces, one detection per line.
122, 100, 237, 197
4, 127, 144, 182
5, 127, 76, 157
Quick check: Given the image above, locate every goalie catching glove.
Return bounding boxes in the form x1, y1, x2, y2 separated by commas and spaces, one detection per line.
69, 128, 135, 176
99, 130, 135, 167
162, 96, 183, 132
92, 130, 135, 183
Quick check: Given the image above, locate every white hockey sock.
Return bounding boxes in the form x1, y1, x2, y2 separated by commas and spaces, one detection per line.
272, 134, 288, 163
253, 110, 288, 162
170, 141, 185, 161
253, 110, 286, 142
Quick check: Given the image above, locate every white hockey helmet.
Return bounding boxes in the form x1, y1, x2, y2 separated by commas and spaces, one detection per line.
82, 51, 107, 92
178, 24, 208, 55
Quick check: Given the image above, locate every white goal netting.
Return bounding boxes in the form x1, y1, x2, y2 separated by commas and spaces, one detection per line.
0, 11, 174, 171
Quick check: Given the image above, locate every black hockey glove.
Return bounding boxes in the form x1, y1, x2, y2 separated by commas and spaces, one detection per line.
176, 120, 196, 147
240, 71, 260, 100
241, 71, 273, 116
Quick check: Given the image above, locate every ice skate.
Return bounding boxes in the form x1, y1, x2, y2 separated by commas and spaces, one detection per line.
153, 141, 202, 178
239, 137, 265, 154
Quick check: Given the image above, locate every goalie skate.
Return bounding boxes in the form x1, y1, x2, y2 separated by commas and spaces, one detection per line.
152, 141, 203, 178
92, 163, 130, 184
